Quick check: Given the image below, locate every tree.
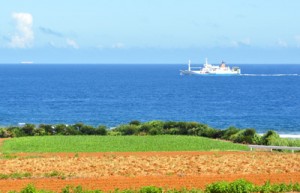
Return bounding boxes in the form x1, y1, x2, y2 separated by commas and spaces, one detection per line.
261, 130, 280, 145
79, 125, 97, 135
39, 124, 54, 135
129, 120, 141, 126
21, 124, 35, 136
95, 125, 107, 135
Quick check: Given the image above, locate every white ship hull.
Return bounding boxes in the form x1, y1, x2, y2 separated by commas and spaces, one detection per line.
180, 59, 241, 76
180, 70, 240, 76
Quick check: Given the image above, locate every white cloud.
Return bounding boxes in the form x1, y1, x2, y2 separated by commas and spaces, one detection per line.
277, 39, 288, 47
9, 12, 34, 48
112, 42, 125, 49
66, 38, 79, 49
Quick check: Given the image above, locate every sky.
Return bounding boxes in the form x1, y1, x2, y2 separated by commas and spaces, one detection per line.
1, 0, 300, 64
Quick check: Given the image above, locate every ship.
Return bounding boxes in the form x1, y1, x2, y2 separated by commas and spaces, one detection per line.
20, 61, 34, 64
180, 58, 241, 76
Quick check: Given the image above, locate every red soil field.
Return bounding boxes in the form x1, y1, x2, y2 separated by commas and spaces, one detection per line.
1, 142, 300, 192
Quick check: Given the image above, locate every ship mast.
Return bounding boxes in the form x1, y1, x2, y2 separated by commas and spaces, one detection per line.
188, 60, 191, 71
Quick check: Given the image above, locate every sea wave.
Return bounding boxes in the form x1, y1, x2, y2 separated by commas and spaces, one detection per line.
257, 133, 300, 139
279, 134, 300, 139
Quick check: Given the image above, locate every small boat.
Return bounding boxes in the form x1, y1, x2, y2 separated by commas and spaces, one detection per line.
180, 58, 241, 76
20, 61, 33, 64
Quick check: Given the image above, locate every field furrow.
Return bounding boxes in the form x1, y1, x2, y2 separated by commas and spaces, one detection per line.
1, 151, 300, 192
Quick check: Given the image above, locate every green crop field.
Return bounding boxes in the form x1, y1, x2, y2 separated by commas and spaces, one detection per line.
1, 135, 249, 153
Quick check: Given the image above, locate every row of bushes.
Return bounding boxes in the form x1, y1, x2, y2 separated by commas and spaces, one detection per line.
1, 120, 299, 146
0, 123, 107, 138
113, 120, 300, 147
9, 180, 300, 193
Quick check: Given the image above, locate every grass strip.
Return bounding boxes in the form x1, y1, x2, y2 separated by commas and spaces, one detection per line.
0, 172, 31, 179
1, 135, 248, 153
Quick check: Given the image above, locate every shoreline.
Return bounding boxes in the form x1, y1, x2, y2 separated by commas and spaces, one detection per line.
256, 133, 300, 139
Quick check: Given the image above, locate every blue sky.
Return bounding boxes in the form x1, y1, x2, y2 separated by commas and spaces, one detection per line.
1, 0, 300, 64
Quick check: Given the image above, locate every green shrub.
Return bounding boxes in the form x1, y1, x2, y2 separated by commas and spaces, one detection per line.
2, 121, 300, 149
186, 124, 216, 137
269, 183, 293, 192
54, 124, 68, 135
201, 127, 220, 138
143, 121, 164, 134
61, 185, 72, 193
270, 138, 289, 147
221, 127, 240, 140
228, 179, 255, 193
64, 126, 80, 135
79, 125, 98, 135
38, 124, 54, 135
115, 124, 139, 135
261, 130, 280, 145
163, 121, 177, 130
230, 129, 259, 144
8, 127, 24, 137
21, 124, 36, 136
175, 122, 199, 135
293, 183, 300, 191
107, 131, 121, 136
138, 124, 152, 133
95, 125, 107, 135
20, 184, 37, 193
184, 123, 213, 137
8, 180, 300, 193
34, 128, 47, 136
139, 186, 162, 193
259, 181, 272, 193
129, 120, 141, 126
149, 127, 161, 135
147, 120, 164, 128
73, 186, 84, 193
0, 128, 14, 138
259, 130, 300, 147
178, 188, 203, 193
287, 139, 300, 147
205, 181, 230, 193
168, 128, 180, 135
62, 185, 90, 193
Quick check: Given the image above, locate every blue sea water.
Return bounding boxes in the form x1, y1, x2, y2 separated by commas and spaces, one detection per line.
0, 64, 300, 134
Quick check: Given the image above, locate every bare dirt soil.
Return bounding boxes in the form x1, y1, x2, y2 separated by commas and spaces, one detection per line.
1, 145, 300, 192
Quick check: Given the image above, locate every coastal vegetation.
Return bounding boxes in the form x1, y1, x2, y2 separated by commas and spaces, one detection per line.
1, 122, 300, 192
5, 180, 300, 193
1, 120, 300, 147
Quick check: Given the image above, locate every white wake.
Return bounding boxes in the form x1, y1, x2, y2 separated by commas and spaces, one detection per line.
241, 74, 299, 77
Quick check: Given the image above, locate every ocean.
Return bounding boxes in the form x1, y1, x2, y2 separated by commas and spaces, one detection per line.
0, 64, 299, 135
